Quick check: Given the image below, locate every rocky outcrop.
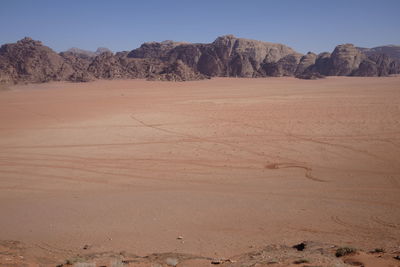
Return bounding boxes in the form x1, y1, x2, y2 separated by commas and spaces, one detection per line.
0, 36, 399, 85
129, 35, 297, 78
60, 51, 93, 82
128, 40, 187, 59
358, 45, 400, 60
262, 53, 303, 77
352, 53, 400, 77
295, 52, 317, 75
327, 44, 366, 76
63, 47, 112, 59
148, 60, 209, 81
299, 44, 400, 78
204, 35, 296, 77
87, 51, 126, 79
0, 37, 73, 84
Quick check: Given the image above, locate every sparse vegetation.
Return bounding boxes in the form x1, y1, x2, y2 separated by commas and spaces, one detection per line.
371, 248, 385, 253
335, 247, 356, 257
64, 256, 86, 265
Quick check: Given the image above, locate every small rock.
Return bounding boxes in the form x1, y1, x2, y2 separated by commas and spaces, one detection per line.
370, 248, 384, 253
166, 257, 179, 266
83, 244, 90, 250
177, 236, 183, 240
211, 259, 222, 264
394, 255, 400, 260
293, 242, 306, 251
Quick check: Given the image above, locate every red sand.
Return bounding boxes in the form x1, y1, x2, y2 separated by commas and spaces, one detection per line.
0, 77, 399, 264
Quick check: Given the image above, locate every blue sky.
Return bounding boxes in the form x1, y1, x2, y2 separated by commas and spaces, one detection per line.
0, 0, 399, 54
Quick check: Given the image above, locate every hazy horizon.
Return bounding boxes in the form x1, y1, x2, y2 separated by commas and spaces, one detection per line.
1, 0, 399, 54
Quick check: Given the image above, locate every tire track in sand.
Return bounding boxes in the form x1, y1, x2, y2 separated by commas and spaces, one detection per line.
265, 162, 326, 182
370, 216, 400, 229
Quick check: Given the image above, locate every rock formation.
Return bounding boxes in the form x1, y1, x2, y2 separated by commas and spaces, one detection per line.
327, 44, 366, 76
63, 47, 113, 59
295, 52, 317, 75
358, 45, 400, 60
0, 35, 399, 85
0, 37, 73, 83
262, 53, 303, 77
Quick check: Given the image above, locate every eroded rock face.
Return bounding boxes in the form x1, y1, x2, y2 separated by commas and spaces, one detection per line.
1, 36, 399, 85
295, 52, 317, 75
0, 37, 73, 83
60, 51, 94, 82
353, 53, 400, 77
148, 60, 209, 81
128, 40, 187, 59
328, 44, 366, 76
87, 51, 126, 79
358, 45, 400, 60
129, 35, 297, 78
263, 53, 303, 77
63, 47, 112, 60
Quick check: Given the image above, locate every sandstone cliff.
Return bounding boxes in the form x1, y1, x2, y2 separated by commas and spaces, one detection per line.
0, 35, 399, 85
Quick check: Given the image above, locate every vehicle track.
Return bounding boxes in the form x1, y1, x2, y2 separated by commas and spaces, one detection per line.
370, 216, 400, 229
265, 162, 326, 182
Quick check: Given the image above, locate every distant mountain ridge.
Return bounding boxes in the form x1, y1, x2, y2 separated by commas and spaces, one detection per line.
0, 35, 399, 84
357, 45, 400, 60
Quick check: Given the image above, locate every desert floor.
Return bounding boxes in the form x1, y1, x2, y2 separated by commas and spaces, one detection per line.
0, 77, 399, 265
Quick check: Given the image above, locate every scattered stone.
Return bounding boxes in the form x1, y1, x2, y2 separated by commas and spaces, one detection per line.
370, 248, 385, 253
83, 244, 90, 250
394, 255, 400, 260
177, 236, 184, 240
166, 257, 179, 266
211, 259, 222, 264
293, 242, 306, 251
335, 247, 357, 257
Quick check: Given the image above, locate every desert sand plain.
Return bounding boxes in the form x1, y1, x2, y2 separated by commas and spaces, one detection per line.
0, 77, 400, 266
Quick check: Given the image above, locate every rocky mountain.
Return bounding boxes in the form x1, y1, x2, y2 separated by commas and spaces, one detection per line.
358, 45, 400, 60
0, 37, 73, 84
0, 35, 399, 85
63, 47, 113, 59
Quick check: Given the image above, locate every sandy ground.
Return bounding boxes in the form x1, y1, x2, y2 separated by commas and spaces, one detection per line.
0, 77, 400, 266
